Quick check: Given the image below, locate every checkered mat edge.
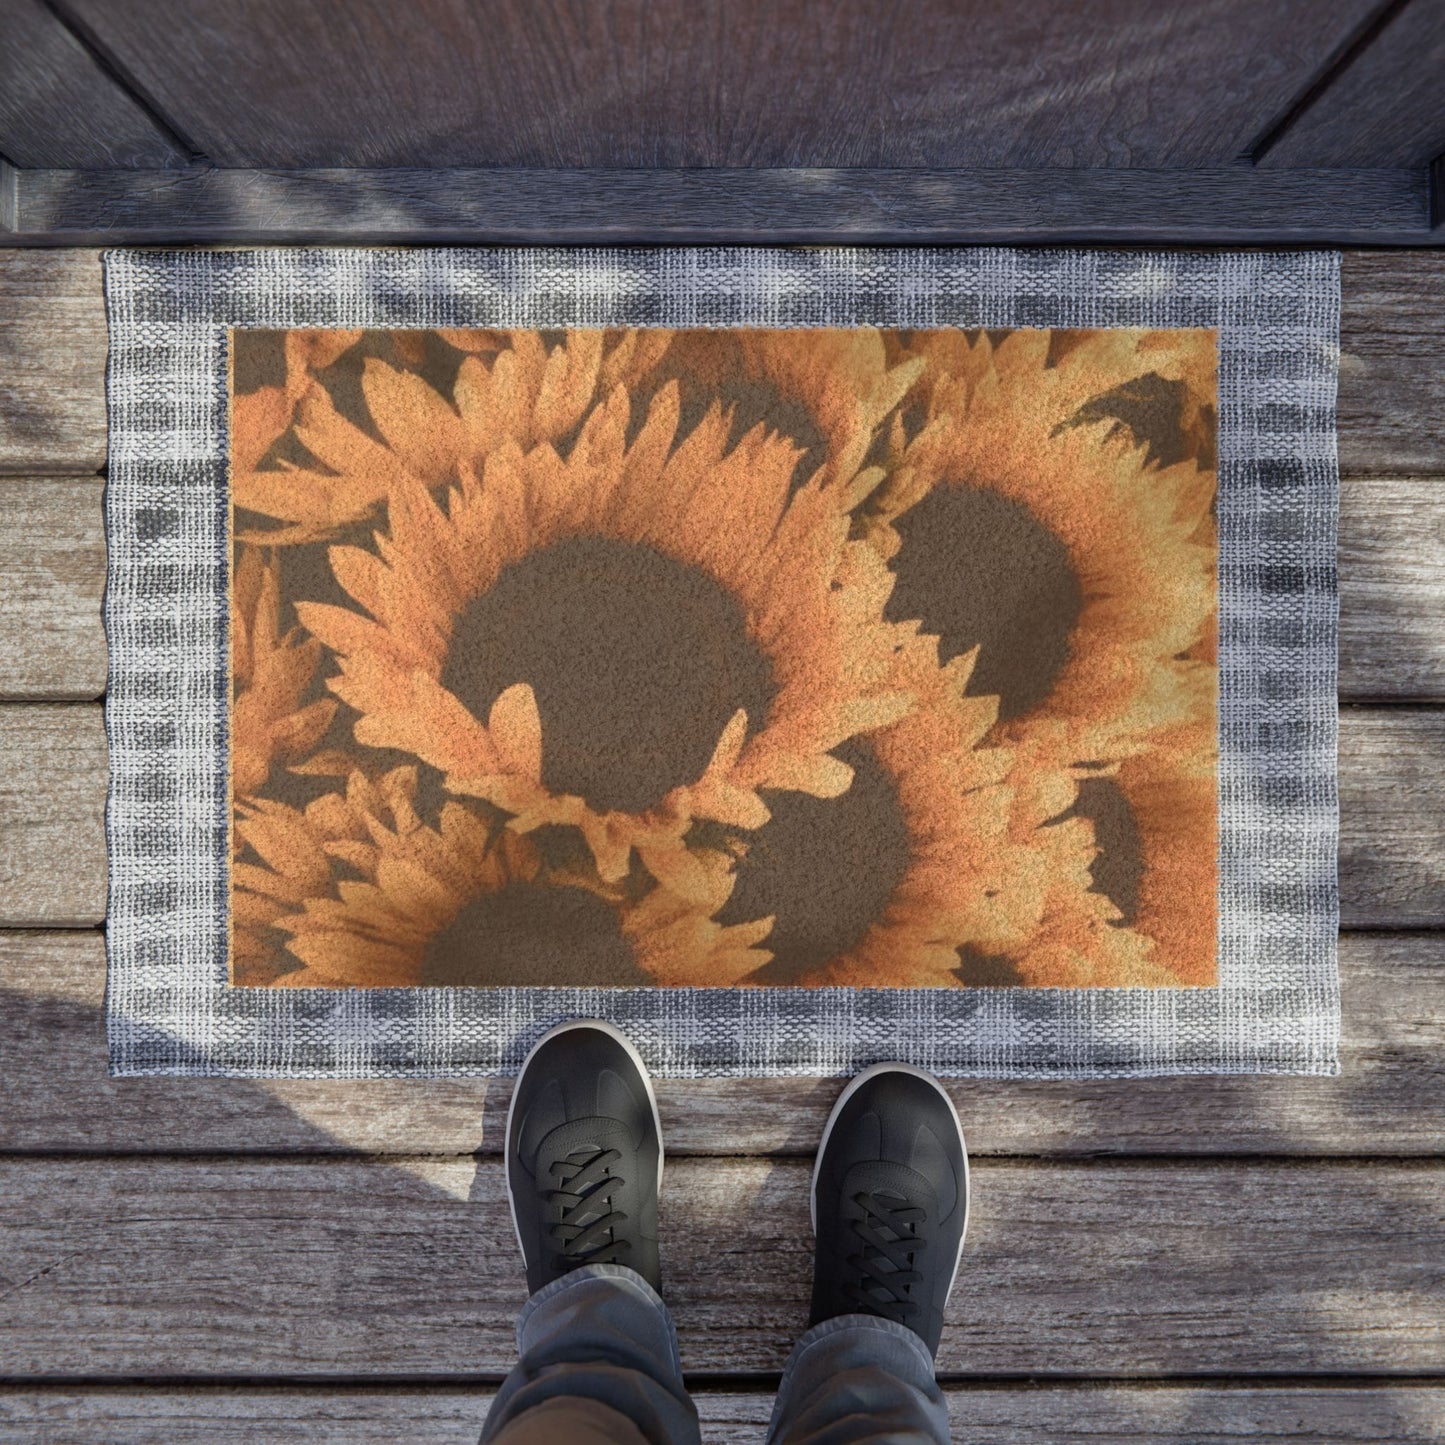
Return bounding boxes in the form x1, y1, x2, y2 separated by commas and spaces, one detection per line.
102, 247, 1340, 1077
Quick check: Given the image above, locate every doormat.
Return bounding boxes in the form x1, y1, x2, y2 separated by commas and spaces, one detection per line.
103, 248, 1339, 1078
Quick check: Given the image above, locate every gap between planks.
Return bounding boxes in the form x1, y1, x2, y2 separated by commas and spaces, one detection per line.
0, 1155, 1440, 1378
1, 1381, 1442, 1444
3, 473, 1443, 703
1, 929, 1442, 1157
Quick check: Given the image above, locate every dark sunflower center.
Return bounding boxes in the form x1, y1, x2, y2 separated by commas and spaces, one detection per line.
1066, 372, 1202, 469
701, 378, 826, 492
441, 535, 777, 816
420, 880, 648, 987
1068, 777, 1143, 924
884, 486, 1082, 721
718, 736, 911, 982
649, 336, 828, 492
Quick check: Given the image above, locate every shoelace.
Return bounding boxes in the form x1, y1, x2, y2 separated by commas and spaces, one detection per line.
843, 1189, 926, 1324
545, 1146, 631, 1273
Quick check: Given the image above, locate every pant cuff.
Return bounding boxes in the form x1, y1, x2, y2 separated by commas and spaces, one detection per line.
781, 1310, 937, 1380
515, 1263, 676, 1361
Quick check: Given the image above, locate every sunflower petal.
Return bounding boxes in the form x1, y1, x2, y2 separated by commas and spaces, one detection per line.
488, 683, 543, 781
766, 752, 856, 798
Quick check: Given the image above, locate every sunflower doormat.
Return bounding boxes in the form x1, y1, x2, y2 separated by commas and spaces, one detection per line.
103, 249, 1339, 1077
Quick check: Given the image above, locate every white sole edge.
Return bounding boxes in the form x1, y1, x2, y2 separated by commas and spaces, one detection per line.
810, 1062, 970, 1296
505, 1019, 664, 1266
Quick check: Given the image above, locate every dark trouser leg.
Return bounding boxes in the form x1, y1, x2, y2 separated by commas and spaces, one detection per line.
765, 1314, 951, 1445
482, 1263, 701, 1445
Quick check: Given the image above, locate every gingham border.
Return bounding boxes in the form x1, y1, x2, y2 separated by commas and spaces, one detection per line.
103, 247, 1340, 1077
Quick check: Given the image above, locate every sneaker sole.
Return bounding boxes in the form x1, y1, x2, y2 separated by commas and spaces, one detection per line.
505, 1018, 665, 1266
810, 1061, 970, 1295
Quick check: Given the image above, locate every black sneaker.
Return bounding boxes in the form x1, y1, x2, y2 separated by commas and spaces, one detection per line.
505, 1020, 663, 1295
809, 1063, 968, 1357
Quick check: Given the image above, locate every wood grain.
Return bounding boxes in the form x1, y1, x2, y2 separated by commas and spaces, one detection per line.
1260, 0, 1445, 168
4, 473, 1443, 703
1339, 708, 1445, 929
0, 477, 105, 700
0, 1154, 1441, 1378
0, 705, 107, 926
1338, 251, 1445, 475
0, 251, 105, 476
51, 0, 1378, 170
6, 165, 1432, 246
0, 0, 187, 169
1340, 477, 1445, 699
3, 1383, 1441, 1444
4, 703, 1437, 931
2, 929, 1440, 1158
3, 251, 1442, 477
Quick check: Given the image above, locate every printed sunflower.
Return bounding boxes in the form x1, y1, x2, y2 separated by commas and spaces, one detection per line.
1044, 326, 1219, 470
849, 327, 1218, 986
233, 328, 673, 546
231, 544, 337, 799
297, 376, 911, 900
634, 328, 922, 499
262, 768, 770, 989
231, 329, 362, 543
231, 776, 374, 984
231, 329, 362, 473
979, 722, 1186, 989
718, 618, 1039, 989
866, 327, 1218, 759
1098, 719, 1217, 986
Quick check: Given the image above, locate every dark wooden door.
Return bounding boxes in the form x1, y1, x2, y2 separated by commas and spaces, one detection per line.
2, 2, 1442, 245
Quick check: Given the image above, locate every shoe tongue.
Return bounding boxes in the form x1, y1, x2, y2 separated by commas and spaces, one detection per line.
539, 1116, 635, 1172
842, 1158, 939, 1226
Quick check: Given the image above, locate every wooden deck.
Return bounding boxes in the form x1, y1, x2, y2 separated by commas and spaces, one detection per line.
0, 249, 1442, 1443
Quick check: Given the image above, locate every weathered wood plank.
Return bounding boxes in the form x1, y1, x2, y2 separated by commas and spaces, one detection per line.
1338, 708, 1445, 929
3, 1383, 1442, 1444
1340, 477, 1445, 700
0, 1156, 1439, 1378
6, 165, 1432, 246
4, 474, 1442, 703
0, 251, 106, 475
1, 250, 1441, 476
1259, 0, 1445, 169
0, 477, 106, 701
0, 706, 107, 926
0, 0, 188, 169
50, 0, 1378, 170
1338, 251, 1445, 475
2, 929, 1439, 1157
3, 704, 1437, 931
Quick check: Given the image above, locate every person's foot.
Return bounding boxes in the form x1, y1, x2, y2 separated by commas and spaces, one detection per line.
809, 1063, 968, 1357
505, 1020, 663, 1295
